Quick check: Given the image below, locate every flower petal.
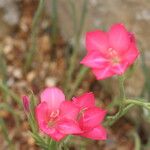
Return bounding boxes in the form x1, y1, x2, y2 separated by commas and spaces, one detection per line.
35, 102, 55, 135
80, 125, 107, 140
122, 42, 139, 65
86, 30, 109, 52
80, 50, 109, 68
40, 87, 65, 110
59, 101, 79, 119
57, 119, 82, 134
108, 23, 130, 51
49, 130, 66, 141
79, 107, 107, 130
112, 63, 129, 75
72, 92, 95, 109
92, 67, 114, 80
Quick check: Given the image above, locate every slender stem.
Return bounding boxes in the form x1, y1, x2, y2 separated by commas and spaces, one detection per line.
65, 36, 80, 91
125, 99, 150, 110
0, 82, 21, 106
0, 50, 8, 84
140, 51, 150, 99
24, 0, 45, 72
112, 76, 126, 121
77, 0, 89, 38
105, 97, 150, 126
0, 48, 9, 100
47, 138, 51, 150
51, 0, 58, 45
66, 0, 89, 90
105, 104, 134, 126
104, 75, 126, 126
0, 118, 14, 150
68, 67, 89, 99
48, 139, 57, 150
132, 131, 141, 150
68, 0, 77, 34
118, 75, 126, 100
0, 103, 20, 128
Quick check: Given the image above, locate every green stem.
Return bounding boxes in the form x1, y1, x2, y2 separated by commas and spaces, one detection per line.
125, 99, 150, 110
105, 104, 134, 126
0, 118, 14, 150
105, 98, 150, 126
111, 76, 126, 122
65, 0, 89, 90
104, 75, 126, 126
47, 138, 51, 150
65, 36, 80, 91
132, 131, 141, 150
49, 139, 57, 150
68, 0, 77, 34
0, 103, 20, 128
51, 0, 58, 45
0, 82, 21, 106
117, 76, 126, 114
0, 50, 8, 84
118, 75, 126, 100
77, 0, 89, 38
68, 67, 89, 99
140, 51, 150, 99
24, 0, 45, 72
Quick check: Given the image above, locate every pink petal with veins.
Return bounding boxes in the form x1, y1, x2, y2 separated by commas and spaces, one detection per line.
35, 102, 55, 135
92, 67, 114, 80
86, 30, 109, 52
40, 87, 65, 110
73, 92, 95, 109
49, 130, 66, 141
59, 101, 79, 119
57, 119, 82, 134
80, 50, 109, 68
80, 125, 107, 140
79, 107, 107, 130
108, 23, 130, 52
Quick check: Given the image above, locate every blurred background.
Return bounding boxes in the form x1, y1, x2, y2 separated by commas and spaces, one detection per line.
0, 0, 150, 149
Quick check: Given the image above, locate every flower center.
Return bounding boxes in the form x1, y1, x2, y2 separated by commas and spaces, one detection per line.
50, 109, 59, 118
48, 109, 59, 127
77, 107, 88, 120
108, 48, 120, 64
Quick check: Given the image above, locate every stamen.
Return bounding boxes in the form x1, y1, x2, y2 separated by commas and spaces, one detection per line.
50, 109, 59, 118
108, 48, 120, 64
77, 107, 88, 120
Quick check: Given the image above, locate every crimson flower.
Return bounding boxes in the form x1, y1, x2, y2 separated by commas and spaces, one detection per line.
81, 23, 139, 79
73, 93, 107, 140
35, 87, 82, 141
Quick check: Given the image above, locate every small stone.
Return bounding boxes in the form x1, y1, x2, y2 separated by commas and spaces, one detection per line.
45, 77, 57, 87
13, 68, 22, 79
38, 34, 51, 52
26, 71, 36, 82
27, 136, 35, 146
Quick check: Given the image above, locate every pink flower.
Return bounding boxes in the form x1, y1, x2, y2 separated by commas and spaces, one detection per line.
22, 95, 30, 112
73, 93, 107, 140
81, 23, 139, 80
35, 87, 82, 141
